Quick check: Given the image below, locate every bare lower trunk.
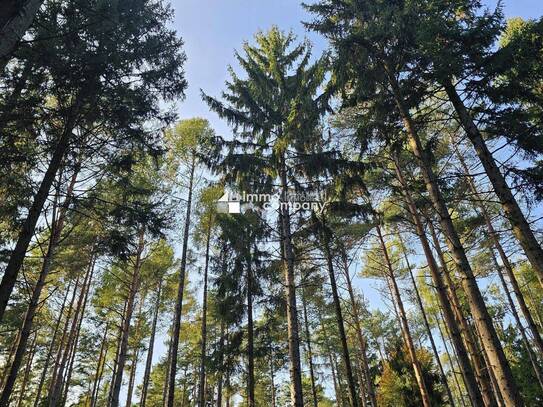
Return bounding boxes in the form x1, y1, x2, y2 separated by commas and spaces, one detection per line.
279, 159, 304, 407
109, 229, 145, 407
301, 288, 318, 407
246, 260, 255, 407
198, 222, 212, 407
376, 225, 431, 407
140, 280, 162, 407
215, 322, 225, 407
16, 331, 37, 407
90, 323, 109, 407
166, 154, 195, 407
339, 248, 376, 407
321, 222, 359, 407
444, 80, 543, 289
384, 63, 522, 406
393, 158, 482, 406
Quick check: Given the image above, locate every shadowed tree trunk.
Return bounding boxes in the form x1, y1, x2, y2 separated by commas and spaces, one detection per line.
246, 256, 256, 407
125, 296, 145, 407
384, 62, 523, 406
444, 80, 543, 289
301, 287, 318, 407
90, 323, 109, 407
376, 224, 431, 407
215, 322, 225, 407
198, 221, 212, 407
16, 330, 37, 407
167, 154, 195, 407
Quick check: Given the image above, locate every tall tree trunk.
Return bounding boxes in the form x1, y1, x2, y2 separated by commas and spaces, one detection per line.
269, 348, 276, 407
109, 228, 145, 407
48, 252, 95, 407
489, 250, 543, 390
125, 295, 145, 407
90, 323, 110, 407
0, 167, 79, 404
444, 80, 543, 289
434, 312, 468, 407
140, 280, 162, 407
339, 247, 376, 407
454, 146, 543, 356
278, 158, 304, 407
301, 287, 319, 407
0, 0, 44, 71
33, 279, 72, 407
0, 112, 77, 322
426, 218, 498, 407
383, 63, 523, 406
330, 352, 343, 407
166, 154, 195, 407
215, 322, 225, 407
246, 255, 255, 407
397, 232, 456, 407
109, 298, 129, 405
198, 221, 212, 407
16, 330, 37, 407
393, 158, 483, 406
376, 225, 432, 407
320, 222, 359, 407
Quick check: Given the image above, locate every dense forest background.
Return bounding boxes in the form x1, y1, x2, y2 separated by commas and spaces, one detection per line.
1, 0, 543, 406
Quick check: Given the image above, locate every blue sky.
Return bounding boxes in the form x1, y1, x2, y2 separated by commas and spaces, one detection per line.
171, 0, 543, 138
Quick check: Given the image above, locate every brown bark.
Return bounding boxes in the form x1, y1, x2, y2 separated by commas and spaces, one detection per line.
90, 323, 109, 407
393, 158, 483, 406
246, 256, 255, 407
444, 80, 543, 289
166, 154, 195, 407
278, 158, 304, 407
198, 221, 212, 407
125, 295, 145, 407
376, 225, 432, 407
320, 222, 359, 407
339, 248, 377, 407
109, 228, 145, 407
383, 62, 522, 406
215, 322, 225, 407
140, 280, 162, 407
301, 287, 319, 407
16, 330, 37, 407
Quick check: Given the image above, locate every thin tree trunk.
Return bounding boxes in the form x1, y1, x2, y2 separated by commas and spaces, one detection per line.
246, 255, 255, 407
125, 295, 145, 407
33, 279, 72, 407
0, 112, 76, 322
198, 221, 212, 407
140, 280, 162, 407
339, 248, 376, 407
376, 224, 432, 407
16, 330, 37, 407
383, 63, 522, 406
167, 154, 195, 407
454, 146, 543, 356
444, 80, 543, 289
320, 222, 359, 407
90, 323, 110, 407
301, 287, 318, 407
0, 168, 79, 404
215, 322, 225, 407
109, 228, 145, 407
393, 158, 482, 406
397, 232, 456, 407
426, 218, 498, 407
269, 348, 276, 407
0, 0, 44, 71
279, 158, 304, 407
109, 298, 129, 406
162, 338, 172, 406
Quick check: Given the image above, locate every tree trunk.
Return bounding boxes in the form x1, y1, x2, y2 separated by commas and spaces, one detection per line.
393, 157, 483, 406
166, 154, 195, 407
0, 167, 79, 404
48, 253, 95, 407
198, 221, 212, 407
426, 218, 498, 407
301, 287, 319, 407
376, 225, 432, 407
16, 330, 37, 407
140, 280, 162, 407
109, 228, 145, 407
269, 348, 276, 407
125, 295, 145, 407
215, 322, 225, 407
33, 279, 72, 407
246, 254, 256, 407
454, 146, 543, 357
397, 232, 456, 407
339, 248, 376, 407
383, 63, 523, 406
0, 113, 76, 322
321, 222, 359, 407
108, 298, 128, 405
444, 80, 543, 289
90, 323, 110, 407
279, 158, 304, 407
0, 0, 44, 71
